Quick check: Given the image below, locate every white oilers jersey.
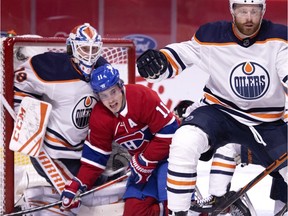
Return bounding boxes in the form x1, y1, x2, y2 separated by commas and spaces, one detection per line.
14, 52, 98, 159
160, 20, 287, 125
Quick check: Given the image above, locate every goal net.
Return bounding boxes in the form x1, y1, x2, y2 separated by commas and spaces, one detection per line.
0, 36, 135, 214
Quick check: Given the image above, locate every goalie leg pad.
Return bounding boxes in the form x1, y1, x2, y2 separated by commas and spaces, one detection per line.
81, 180, 127, 206
22, 186, 76, 216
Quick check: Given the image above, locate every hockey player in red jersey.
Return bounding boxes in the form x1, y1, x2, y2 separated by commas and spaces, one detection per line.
14, 23, 107, 200
136, 0, 287, 215
60, 64, 179, 215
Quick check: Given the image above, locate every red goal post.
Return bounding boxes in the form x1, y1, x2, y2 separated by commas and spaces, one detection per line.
0, 37, 136, 214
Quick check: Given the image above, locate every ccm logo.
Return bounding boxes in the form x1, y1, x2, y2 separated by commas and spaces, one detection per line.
12, 107, 26, 142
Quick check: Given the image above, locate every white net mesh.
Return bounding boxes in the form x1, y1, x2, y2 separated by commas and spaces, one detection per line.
0, 37, 135, 214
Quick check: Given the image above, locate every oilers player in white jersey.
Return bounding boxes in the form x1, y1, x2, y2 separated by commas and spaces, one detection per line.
59, 64, 179, 216
14, 23, 107, 194
136, 0, 287, 215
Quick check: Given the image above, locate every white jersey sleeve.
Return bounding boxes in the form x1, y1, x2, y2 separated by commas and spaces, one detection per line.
156, 20, 288, 125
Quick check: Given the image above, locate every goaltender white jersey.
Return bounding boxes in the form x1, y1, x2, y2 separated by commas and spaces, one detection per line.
14, 52, 103, 159
158, 20, 287, 125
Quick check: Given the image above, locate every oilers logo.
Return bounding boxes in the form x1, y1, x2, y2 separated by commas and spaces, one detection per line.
72, 96, 97, 129
230, 62, 270, 100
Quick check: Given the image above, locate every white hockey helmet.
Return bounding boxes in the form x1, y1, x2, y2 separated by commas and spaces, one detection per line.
229, 0, 266, 14
67, 23, 103, 77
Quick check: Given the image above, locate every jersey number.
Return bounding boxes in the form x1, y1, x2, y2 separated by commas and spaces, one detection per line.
156, 102, 170, 118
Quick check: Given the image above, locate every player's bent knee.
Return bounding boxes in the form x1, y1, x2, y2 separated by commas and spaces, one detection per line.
171, 125, 209, 153
169, 125, 210, 165
216, 143, 240, 157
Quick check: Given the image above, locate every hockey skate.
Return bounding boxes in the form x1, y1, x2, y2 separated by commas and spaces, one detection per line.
190, 191, 252, 216
168, 209, 188, 216
275, 203, 287, 216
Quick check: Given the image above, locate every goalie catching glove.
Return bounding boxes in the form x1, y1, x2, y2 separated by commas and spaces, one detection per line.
137, 49, 168, 79
130, 152, 158, 184
60, 177, 87, 210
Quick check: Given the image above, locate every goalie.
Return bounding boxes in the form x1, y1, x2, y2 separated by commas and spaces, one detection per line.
13, 23, 112, 215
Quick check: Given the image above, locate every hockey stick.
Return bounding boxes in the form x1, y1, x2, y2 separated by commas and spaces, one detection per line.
211, 152, 287, 215
194, 185, 203, 200
190, 152, 288, 216
0, 93, 16, 120
190, 152, 288, 215
240, 192, 257, 216
4, 171, 131, 216
275, 203, 287, 216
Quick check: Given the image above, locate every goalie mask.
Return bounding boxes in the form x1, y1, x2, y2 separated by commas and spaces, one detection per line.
90, 64, 124, 94
67, 23, 103, 79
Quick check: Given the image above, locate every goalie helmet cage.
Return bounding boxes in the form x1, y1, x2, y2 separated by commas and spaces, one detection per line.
0, 37, 136, 214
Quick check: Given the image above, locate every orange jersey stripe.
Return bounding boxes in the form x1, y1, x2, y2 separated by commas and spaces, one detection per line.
161, 50, 180, 76
14, 91, 30, 97
204, 93, 227, 107
204, 93, 284, 119
45, 134, 72, 148
167, 177, 196, 186
250, 112, 284, 119
212, 161, 236, 169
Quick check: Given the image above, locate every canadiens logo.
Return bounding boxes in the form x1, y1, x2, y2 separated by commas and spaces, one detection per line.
230, 62, 270, 100
72, 96, 97, 129
115, 126, 153, 150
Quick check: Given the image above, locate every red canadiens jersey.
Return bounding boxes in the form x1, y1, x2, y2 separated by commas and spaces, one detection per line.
77, 84, 178, 187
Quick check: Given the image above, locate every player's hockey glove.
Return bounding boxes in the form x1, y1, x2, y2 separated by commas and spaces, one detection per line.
137, 49, 168, 79
129, 152, 158, 184
60, 177, 87, 210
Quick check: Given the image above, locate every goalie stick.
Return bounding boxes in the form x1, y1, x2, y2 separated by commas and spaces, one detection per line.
0, 93, 16, 120
3, 171, 131, 216
190, 152, 288, 215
